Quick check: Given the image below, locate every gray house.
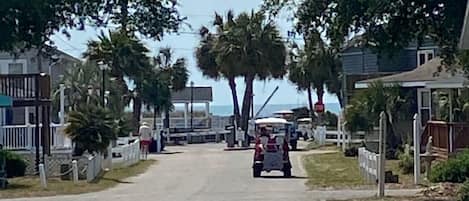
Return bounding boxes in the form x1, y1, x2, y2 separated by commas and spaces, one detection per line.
0, 48, 81, 125
341, 38, 438, 105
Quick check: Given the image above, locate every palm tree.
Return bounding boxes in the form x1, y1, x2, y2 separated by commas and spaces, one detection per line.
196, 11, 242, 125
57, 62, 102, 111
65, 105, 117, 155
213, 11, 287, 130
142, 47, 189, 129
287, 49, 315, 120
83, 30, 151, 131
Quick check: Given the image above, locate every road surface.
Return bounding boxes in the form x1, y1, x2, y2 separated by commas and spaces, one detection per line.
3, 143, 419, 201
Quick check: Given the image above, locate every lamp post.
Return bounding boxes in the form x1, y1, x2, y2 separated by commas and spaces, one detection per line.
190, 81, 194, 129
98, 61, 109, 107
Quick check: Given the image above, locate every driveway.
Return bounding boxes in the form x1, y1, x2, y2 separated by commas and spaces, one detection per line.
3, 143, 419, 201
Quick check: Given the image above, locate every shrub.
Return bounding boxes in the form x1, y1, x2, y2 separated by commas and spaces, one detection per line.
398, 152, 414, 175
344, 147, 358, 157
0, 150, 26, 178
459, 181, 469, 201
430, 150, 469, 183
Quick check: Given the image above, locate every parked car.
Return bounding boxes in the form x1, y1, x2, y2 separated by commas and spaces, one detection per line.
252, 117, 292, 178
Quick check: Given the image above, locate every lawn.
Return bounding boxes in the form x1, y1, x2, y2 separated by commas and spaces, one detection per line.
0, 159, 156, 199
303, 151, 418, 189
331, 196, 453, 201
303, 151, 366, 189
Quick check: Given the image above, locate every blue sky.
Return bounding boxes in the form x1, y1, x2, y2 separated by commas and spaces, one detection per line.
51, 0, 339, 106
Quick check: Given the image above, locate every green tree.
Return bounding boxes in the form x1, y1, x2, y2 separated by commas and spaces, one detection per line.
65, 105, 117, 155
345, 81, 415, 157
83, 30, 151, 131
209, 11, 287, 130
196, 11, 242, 125
264, 0, 468, 68
56, 62, 102, 111
142, 47, 189, 129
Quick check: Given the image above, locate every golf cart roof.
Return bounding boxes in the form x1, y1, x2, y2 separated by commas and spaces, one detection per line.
273, 110, 294, 114
297, 118, 312, 122
255, 117, 290, 125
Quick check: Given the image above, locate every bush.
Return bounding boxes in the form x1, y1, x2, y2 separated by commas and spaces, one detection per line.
459, 181, 469, 201
430, 150, 469, 183
398, 152, 414, 175
344, 147, 359, 157
0, 150, 26, 178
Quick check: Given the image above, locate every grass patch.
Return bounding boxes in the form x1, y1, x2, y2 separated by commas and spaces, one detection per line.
0, 159, 156, 199
303, 152, 365, 188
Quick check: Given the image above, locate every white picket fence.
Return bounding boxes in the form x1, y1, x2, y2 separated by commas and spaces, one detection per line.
112, 139, 140, 168
86, 154, 103, 182
358, 147, 379, 184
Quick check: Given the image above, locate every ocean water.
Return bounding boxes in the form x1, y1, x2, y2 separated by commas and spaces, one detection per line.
175, 103, 341, 117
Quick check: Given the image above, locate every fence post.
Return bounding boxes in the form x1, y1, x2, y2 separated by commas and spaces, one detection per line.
378, 112, 386, 197
39, 163, 47, 189
413, 113, 421, 185
337, 112, 341, 147
86, 156, 93, 182
72, 160, 78, 184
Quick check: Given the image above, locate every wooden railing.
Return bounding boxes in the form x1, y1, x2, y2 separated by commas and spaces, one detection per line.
421, 121, 469, 160
0, 74, 50, 102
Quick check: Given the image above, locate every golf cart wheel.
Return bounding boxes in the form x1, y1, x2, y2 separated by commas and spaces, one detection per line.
283, 168, 292, 178
253, 166, 262, 178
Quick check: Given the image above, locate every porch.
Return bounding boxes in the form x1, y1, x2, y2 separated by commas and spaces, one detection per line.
0, 74, 70, 152
354, 57, 469, 160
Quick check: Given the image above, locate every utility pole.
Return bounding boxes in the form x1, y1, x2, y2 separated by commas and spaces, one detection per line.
190, 81, 194, 129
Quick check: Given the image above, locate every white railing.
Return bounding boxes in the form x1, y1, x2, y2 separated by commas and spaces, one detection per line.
0, 123, 71, 150
86, 154, 103, 182
112, 139, 140, 167
358, 147, 379, 183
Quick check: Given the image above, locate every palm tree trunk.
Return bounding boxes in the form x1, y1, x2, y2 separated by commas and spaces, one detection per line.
241, 76, 254, 132
133, 87, 143, 134
307, 86, 314, 120
228, 77, 241, 126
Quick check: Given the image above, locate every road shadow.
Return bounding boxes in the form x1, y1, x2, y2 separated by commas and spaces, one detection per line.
290, 148, 310, 152
260, 175, 308, 179
101, 177, 134, 184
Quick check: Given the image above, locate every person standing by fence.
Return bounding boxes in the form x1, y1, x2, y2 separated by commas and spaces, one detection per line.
139, 122, 152, 160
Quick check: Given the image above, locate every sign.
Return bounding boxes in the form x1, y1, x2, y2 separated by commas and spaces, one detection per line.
0, 95, 12, 107
314, 102, 325, 113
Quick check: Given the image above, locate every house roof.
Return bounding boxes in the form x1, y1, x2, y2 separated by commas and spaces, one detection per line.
354, 57, 460, 88
425, 75, 469, 89
171, 86, 212, 103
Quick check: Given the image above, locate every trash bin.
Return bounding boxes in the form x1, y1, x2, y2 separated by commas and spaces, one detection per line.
225, 125, 235, 148
149, 138, 157, 153
60, 164, 71, 180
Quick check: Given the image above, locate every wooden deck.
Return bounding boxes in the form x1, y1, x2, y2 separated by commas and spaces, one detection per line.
421, 121, 469, 160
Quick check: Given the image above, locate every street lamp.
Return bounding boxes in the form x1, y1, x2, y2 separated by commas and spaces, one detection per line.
98, 61, 109, 107
190, 81, 194, 129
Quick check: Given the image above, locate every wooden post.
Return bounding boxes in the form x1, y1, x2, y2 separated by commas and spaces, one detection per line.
378, 112, 386, 197
72, 160, 78, 184
413, 113, 421, 185
39, 163, 47, 189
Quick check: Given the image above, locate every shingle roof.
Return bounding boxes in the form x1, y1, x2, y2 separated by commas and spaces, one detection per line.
355, 57, 461, 88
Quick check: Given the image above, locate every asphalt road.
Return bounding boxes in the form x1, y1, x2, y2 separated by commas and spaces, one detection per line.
3, 143, 419, 201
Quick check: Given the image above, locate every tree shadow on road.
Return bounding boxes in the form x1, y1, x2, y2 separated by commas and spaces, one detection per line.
101, 178, 134, 184
260, 175, 308, 179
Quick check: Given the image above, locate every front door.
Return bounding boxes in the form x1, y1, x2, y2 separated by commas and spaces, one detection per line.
417, 88, 432, 127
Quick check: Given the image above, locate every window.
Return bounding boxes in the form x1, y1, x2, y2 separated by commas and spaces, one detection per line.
417, 50, 435, 66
